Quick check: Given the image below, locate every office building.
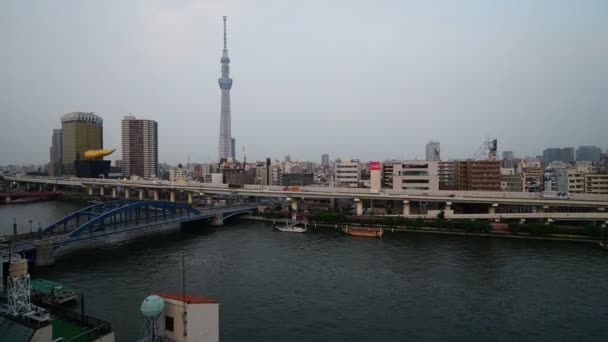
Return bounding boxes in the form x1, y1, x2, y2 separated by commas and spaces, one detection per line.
231, 137, 236, 161
321, 154, 329, 169
392, 161, 439, 191
121, 115, 158, 179
426, 141, 440, 161
60, 112, 103, 175
454, 160, 501, 191
381, 161, 396, 188
542, 147, 574, 164
48, 129, 62, 177
335, 159, 361, 187
501, 151, 514, 168
218, 16, 234, 161
576, 146, 602, 161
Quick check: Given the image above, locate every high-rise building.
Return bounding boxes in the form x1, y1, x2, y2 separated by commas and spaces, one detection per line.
425, 141, 440, 161
230, 137, 236, 161
321, 154, 329, 169
60, 112, 103, 175
501, 151, 514, 168
576, 146, 602, 161
121, 115, 158, 179
48, 129, 62, 177
542, 147, 574, 164
218, 16, 233, 161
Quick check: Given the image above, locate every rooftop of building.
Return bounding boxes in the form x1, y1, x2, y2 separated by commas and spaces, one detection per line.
155, 293, 219, 304
60, 112, 103, 124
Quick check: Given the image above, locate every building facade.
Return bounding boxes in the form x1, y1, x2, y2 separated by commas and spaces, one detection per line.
335, 159, 361, 187
121, 116, 158, 179
501, 151, 514, 168
425, 141, 440, 161
392, 161, 439, 191
48, 129, 62, 177
542, 147, 574, 164
438, 161, 455, 190
584, 174, 608, 194
501, 174, 524, 192
60, 112, 103, 175
576, 146, 602, 161
454, 160, 501, 191
321, 154, 329, 169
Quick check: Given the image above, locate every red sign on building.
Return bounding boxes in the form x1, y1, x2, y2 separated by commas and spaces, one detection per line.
370, 161, 381, 171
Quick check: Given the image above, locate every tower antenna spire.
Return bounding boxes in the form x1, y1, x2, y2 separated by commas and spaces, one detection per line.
223, 16, 227, 49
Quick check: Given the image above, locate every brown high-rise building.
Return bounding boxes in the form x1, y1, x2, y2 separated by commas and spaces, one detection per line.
121, 115, 158, 179
454, 160, 501, 191
60, 112, 103, 175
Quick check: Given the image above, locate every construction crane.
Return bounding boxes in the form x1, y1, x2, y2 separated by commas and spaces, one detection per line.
471, 139, 498, 161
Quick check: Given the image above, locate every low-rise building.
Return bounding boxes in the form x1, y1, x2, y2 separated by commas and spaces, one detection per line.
335, 159, 361, 187
282, 173, 314, 186
584, 173, 608, 194
392, 161, 439, 191
501, 174, 524, 192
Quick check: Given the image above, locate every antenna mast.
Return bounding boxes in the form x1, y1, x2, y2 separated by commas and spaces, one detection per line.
223, 16, 227, 49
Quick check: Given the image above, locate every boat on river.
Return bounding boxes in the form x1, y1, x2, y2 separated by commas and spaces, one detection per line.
343, 226, 383, 238
274, 222, 307, 233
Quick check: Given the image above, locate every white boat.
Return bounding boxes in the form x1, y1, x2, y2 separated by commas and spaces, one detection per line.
274, 222, 307, 233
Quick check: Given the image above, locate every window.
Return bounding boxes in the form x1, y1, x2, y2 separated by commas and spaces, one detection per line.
165, 315, 174, 332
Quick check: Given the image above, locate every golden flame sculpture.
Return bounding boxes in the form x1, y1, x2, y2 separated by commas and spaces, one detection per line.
83, 149, 115, 160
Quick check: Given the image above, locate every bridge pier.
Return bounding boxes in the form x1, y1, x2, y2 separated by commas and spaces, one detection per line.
489, 203, 498, 215
139, 189, 144, 200
52, 185, 57, 192
187, 192, 193, 205
330, 198, 336, 210
112, 188, 117, 198
153, 190, 159, 201
211, 211, 224, 226
170, 191, 175, 203
403, 200, 410, 216
288, 197, 298, 211
207, 195, 213, 205
100, 187, 105, 196
26, 183, 30, 191
39, 184, 43, 192
88, 187, 93, 196
35, 238, 56, 267
445, 202, 452, 212
355, 198, 363, 216
125, 188, 130, 199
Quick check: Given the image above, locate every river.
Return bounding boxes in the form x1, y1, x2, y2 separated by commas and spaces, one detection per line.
3, 201, 608, 341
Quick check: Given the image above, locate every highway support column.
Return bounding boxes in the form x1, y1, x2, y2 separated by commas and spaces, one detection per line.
403, 200, 410, 216
124, 188, 130, 199
88, 187, 93, 196
489, 203, 498, 215
170, 191, 175, 203
153, 190, 159, 201
187, 192, 193, 205
100, 187, 105, 196
139, 189, 144, 200
112, 188, 117, 198
355, 198, 363, 216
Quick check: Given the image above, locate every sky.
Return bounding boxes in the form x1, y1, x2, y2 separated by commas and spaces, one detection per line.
1, 0, 607, 165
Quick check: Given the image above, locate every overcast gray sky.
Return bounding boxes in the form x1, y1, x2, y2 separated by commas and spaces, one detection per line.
1, 0, 606, 165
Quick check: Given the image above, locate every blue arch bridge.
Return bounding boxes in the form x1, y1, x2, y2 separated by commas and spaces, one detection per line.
7, 200, 257, 266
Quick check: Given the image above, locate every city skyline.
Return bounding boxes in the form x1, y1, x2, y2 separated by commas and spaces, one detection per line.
1, 1, 607, 165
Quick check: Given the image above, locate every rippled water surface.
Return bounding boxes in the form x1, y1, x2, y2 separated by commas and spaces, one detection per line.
5, 202, 608, 341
